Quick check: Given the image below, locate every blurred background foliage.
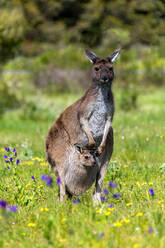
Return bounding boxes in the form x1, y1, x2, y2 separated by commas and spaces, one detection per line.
0, 0, 165, 117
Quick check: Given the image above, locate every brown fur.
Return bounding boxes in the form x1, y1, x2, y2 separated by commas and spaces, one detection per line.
46, 49, 120, 203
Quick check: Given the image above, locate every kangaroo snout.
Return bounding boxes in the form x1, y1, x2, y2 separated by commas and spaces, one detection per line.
100, 77, 109, 83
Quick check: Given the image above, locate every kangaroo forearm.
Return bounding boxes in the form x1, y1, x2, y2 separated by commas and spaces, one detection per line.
80, 118, 95, 146
97, 117, 112, 155
101, 119, 112, 146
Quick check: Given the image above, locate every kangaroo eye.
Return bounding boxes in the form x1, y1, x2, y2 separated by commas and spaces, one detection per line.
95, 67, 99, 71
85, 156, 89, 160
109, 67, 113, 71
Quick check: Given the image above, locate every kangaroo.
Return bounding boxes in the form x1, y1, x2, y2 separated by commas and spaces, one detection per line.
46, 49, 121, 203
64, 144, 98, 197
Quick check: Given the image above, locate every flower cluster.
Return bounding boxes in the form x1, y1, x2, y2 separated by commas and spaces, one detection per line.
0, 200, 18, 212
100, 181, 121, 202
3, 147, 20, 169
72, 199, 81, 204
41, 174, 53, 186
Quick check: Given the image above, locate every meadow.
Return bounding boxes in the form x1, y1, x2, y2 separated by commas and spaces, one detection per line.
0, 86, 165, 248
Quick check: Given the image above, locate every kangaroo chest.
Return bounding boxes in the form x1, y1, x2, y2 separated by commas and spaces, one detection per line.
87, 89, 113, 146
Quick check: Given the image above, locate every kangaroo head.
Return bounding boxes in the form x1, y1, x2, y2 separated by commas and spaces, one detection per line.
85, 49, 121, 85
74, 144, 96, 167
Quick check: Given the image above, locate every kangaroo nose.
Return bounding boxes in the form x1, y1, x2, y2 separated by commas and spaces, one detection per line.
100, 76, 108, 83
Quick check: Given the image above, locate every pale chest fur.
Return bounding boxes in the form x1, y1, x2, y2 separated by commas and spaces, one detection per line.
84, 87, 114, 146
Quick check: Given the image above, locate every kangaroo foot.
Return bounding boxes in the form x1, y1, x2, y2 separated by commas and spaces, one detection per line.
93, 192, 102, 205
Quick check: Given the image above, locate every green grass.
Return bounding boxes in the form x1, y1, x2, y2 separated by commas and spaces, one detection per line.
0, 87, 165, 248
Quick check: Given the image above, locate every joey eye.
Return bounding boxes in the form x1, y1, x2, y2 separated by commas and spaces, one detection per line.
85, 156, 89, 160
94, 67, 99, 71
109, 67, 113, 71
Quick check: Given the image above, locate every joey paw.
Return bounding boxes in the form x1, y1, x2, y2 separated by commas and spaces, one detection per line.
95, 146, 104, 156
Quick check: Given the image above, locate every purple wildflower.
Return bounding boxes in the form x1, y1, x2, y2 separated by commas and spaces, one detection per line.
41, 175, 53, 186
16, 159, 20, 165
113, 193, 121, 199
109, 181, 117, 188
4, 155, 8, 159
108, 204, 114, 209
149, 188, 154, 196
72, 199, 81, 204
14, 152, 17, 157
13, 148, 16, 152
56, 176, 61, 185
100, 196, 106, 202
5, 160, 9, 163
41, 174, 46, 180
8, 205, 18, 212
0, 200, 7, 209
5, 147, 10, 152
98, 232, 104, 239
32, 176, 35, 180
7, 166, 10, 169
103, 188, 108, 195
10, 157, 13, 162
148, 228, 153, 234
46, 176, 52, 186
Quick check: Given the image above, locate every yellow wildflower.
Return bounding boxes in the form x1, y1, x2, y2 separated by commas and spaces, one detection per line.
40, 162, 48, 166
39, 158, 44, 162
21, 233, 26, 236
148, 182, 153, 185
32, 157, 40, 161
40, 208, 49, 212
59, 238, 67, 243
107, 207, 114, 211
25, 183, 31, 188
158, 200, 163, 205
61, 218, 66, 223
122, 219, 130, 224
114, 222, 122, 227
126, 203, 132, 206
104, 211, 111, 216
32, 157, 44, 162
96, 208, 101, 214
28, 223, 36, 227
136, 182, 140, 186
1, 148, 5, 152
141, 182, 147, 186
133, 244, 139, 248
26, 161, 33, 165
136, 212, 143, 217
37, 185, 44, 189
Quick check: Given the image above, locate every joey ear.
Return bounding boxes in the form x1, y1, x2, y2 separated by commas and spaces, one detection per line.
74, 143, 83, 153
85, 49, 99, 64
107, 49, 121, 63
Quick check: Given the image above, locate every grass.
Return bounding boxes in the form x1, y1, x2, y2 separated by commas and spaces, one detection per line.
0, 87, 165, 248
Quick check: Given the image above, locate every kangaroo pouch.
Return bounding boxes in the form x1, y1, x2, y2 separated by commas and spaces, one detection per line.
65, 165, 98, 196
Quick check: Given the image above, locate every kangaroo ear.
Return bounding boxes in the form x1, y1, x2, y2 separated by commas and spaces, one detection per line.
107, 49, 121, 63
85, 49, 99, 64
